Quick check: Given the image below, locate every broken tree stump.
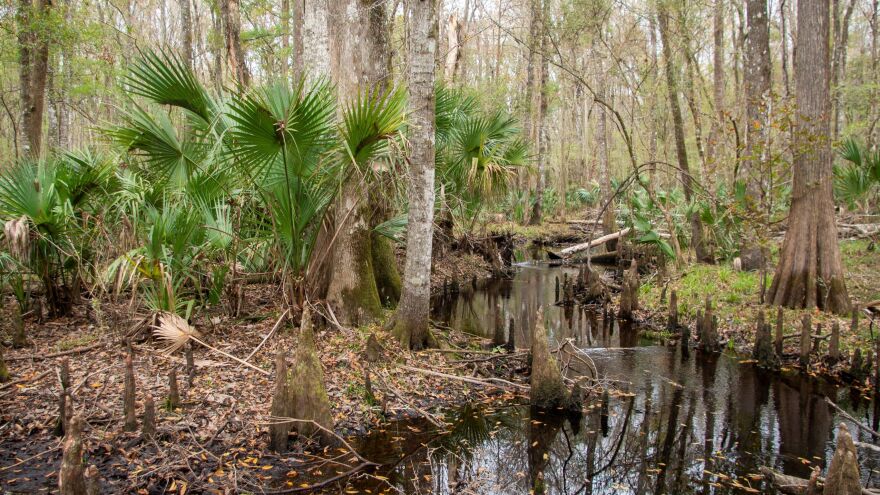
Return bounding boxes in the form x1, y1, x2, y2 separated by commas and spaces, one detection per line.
697, 298, 721, 353
288, 305, 334, 443
618, 260, 639, 320
123, 354, 137, 432
800, 315, 812, 368
142, 394, 156, 439
667, 290, 678, 332
530, 306, 569, 408
753, 310, 779, 369
823, 423, 861, 495
58, 416, 86, 495
775, 307, 784, 357
269, 351, 291, 452
167, 368, 180, 410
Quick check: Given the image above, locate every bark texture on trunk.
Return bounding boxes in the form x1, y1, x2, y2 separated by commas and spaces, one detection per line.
740, 0, 772, 271
18, 0, 52, 158
768, 0, 850, 314
444, 13, 462, 83
595, 73, 616, 251
180, 0, 194, 68
657, 2, 710, 263
220, 0, 249, 86
325, 0, 391, 326
394, 0, 437, 350
529, 4, 548, 226
303, 0, 330, 82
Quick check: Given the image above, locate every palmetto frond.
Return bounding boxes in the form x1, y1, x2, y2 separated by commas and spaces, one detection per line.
153, 312, 201, 354
125, 50, 219, 126
340, 86, 406, 171
835, 138, 880, 208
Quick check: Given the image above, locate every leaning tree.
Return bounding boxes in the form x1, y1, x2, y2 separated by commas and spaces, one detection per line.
767, 0, 850, 313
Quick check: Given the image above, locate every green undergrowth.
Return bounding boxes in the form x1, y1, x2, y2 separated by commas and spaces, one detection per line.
638, 240, 880, 358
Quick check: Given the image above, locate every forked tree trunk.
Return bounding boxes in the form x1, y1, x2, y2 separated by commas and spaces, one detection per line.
394, 0, 437, 350
740, 0, 772, 271
220, 0, 249, 86
657, 2, 710, 263
325, 0, 391, 326
768, 0, 850, 314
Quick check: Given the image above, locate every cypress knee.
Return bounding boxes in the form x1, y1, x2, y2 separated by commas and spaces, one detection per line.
823, 423, 862, 495
12, 304, 27, 348
289, 306, 334, 443
799, 315, 811, 368
0, 346, 9, 383
774, 307, 784, 357
167, 368, 180, 410
753, 310, 778, 369
269, 351, 291, 452
829, 321, 840, 363
123, 354, 137, 432
84, 465, 102, 495
58, 416, 86, 495
529, 306, 569, 408
667, 290, 678, 332
142, 394, 156, 439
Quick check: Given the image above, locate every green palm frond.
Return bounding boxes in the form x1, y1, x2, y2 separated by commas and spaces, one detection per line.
835, 138, 880, 208
125, 50, 218, 125
340, 86, 406, 170
227, 79, 336, 186
55, 149, 118, 209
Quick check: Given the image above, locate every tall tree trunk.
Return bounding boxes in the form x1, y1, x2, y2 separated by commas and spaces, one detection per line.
325, 0, 391, 326
220, 0, 249, 86
706, 0, 725, 181
302, 0, 330, 83
280, 0, 290, 81
740, 0, 772, 271
19, 0, 52, 158
179, 0, 194, 69
768, 0, 850, 314
529, 1, 548, 225
780, 0, 791, 97
595, 72, 616, 250
520, 0, 539, 193
831, 0, 857, 139
657, 1, 710, 263
394, 0, 437, 350
291, 0, 304, 79
444, 13, 462, 83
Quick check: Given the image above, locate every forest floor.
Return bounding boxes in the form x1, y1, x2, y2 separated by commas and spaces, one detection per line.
0, 283, 529, 494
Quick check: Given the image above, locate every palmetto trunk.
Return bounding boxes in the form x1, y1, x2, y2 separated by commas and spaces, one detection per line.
768, 0, 850, 314
325, 0, 391, 326
394, 0, 437, 350
740, 0, 772, 270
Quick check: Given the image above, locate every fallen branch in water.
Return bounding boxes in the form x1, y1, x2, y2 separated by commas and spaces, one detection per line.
825, 397, 880, 439
560, 228, 632, 257
398, 364, 529, 391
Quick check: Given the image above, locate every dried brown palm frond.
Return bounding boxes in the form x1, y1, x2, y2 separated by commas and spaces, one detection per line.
151, 313, 269, 375
4, 216, 31, 263
153, 312, 201, 354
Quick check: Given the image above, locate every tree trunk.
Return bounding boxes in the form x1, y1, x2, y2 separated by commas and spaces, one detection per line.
706, 0, 725, 180
740, 0, 772, 271
657, 1, 709, 263
444, 13, 462, 83
18, 0, 52, 158
529, 2, 548, 225
280, 0, 290, 81
831, 0, 857, 139
220, 0, 249, 86
781, 0, 791, 97
596, 73, 616, 250
394, 0, 437, 350
303, 0, 330, 83
325, 0, 391, 326
179, 0, 194, 69
768, 0, 850, 315
291, 0, 304, 79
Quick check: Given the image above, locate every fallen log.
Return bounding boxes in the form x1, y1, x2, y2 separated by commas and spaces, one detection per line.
560, 228, 631, 257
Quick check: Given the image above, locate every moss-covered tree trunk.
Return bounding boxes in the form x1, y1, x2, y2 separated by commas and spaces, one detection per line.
325, 0, 391, 326
767, 0, 850, 314
394, 0, 438, 350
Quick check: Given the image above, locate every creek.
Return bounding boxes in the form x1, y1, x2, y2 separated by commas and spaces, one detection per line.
348, 258, 880, 494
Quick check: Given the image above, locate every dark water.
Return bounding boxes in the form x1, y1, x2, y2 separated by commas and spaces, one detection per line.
349, 261, 880, 494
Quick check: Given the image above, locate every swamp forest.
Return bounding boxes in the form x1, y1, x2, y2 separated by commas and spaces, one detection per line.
1, 0, 880, 493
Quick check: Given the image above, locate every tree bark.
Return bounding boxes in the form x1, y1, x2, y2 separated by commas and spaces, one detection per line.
280, 0, 290, 81
831, 0, 857, 139
18, 0, 52, 158
595, 73, 616, 250
740, 0, 772, 271
768, 0, 850, 314
325, 0, 391, 326
529, 0, 548, 225
706, 0, 725, 180
220, 0, 249, 86
302, 0, 330, 83
394, 0, 437, 350
657, 1, 709, 263
444, 13, 462, 84
179, 0, 194, 69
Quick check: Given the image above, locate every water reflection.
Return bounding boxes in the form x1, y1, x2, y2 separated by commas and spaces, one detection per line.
371, 263, 880, 494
